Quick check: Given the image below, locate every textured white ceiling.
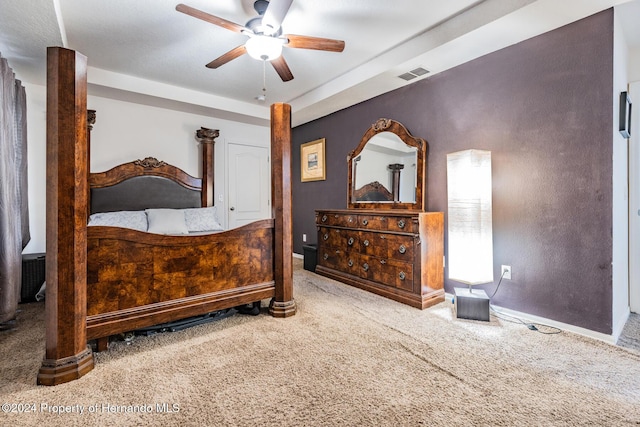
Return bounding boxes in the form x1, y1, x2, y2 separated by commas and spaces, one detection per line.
59, 0, 479, 103
0, 0, 62, 80
0, 0, 638, 126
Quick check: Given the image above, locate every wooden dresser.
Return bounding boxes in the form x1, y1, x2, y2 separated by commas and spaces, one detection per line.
315, 209, 444, 309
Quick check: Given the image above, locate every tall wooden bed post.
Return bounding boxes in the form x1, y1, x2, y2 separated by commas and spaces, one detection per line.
196, 127, 218, 207
269, 103, 297, 317
38, 47, 94, 385
86, 109, 96, 219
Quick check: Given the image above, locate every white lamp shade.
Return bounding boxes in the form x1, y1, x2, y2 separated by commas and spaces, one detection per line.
245, 35, 284, 61
446, 149, 493, 285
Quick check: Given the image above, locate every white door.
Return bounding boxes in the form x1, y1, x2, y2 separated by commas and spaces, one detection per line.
227, 143, 270, 228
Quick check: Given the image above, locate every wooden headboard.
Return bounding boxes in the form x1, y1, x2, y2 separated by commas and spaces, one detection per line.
88, 127, 218, 215
353, 180, 394, 202
89, 157, 203, 214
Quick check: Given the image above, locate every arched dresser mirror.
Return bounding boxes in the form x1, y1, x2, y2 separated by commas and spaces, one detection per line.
315, 118, 444, 309
347, 118, 426, 211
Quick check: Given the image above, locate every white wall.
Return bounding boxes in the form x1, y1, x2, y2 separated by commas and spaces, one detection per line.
22, 83, 47, 255
22, 84, 269, 254
612, 10, 631, 339
355, 150, 395, 191
629, 46, 640, 314
629, 46, 640, 82
355, 149, 416, 201
628, 42, 640, 313
629, 80, 640, 314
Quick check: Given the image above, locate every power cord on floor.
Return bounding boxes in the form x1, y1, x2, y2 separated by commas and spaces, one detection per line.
490, 304, 562, 335
487, 270, 562, 335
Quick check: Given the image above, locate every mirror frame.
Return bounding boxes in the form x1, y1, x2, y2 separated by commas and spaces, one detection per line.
347, 118, 427, 211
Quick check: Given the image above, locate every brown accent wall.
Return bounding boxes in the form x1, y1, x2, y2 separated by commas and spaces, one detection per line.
292, 9, 614, 333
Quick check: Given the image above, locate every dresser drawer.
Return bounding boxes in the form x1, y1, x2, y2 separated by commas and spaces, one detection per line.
357, 214, 389, 230
317, 212, 358, 227
359, 214, 418, 233
359, 232, 415, 261
317, 246, 360, 276
318, 227, 360, 251
387, 216, 418, 233
359, 255, 414, 292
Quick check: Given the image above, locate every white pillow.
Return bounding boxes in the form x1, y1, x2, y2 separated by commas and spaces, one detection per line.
88, 210, 148, 232
145, 209, 189, 234
184, 206, 224, 232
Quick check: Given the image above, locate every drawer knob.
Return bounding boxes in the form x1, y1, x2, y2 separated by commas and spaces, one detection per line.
399, 271, 406, 280
335, 250, 341, 254
398, 219, 406, 229
398, 245, 406, 254
323, 253, 329, 260
363, 239, 370, 247
348, 237, 355, 246
323, 233, 329, 241
348, 259, 354, 267
321, 215, 327, 223
363, 263, 369, 272
380, 259, 386, 265
362, 219, 369, 226
348, 216, 354, 223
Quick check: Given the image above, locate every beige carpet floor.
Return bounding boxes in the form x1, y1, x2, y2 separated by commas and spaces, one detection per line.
618, 313, 640, 353
1, 259, 639, 426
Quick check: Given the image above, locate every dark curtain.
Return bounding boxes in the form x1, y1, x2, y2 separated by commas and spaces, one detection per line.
16, 80, 29, 248
0, 55, 29, 324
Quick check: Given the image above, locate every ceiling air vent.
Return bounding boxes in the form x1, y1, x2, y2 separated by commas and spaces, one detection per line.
398, 67, 430, 81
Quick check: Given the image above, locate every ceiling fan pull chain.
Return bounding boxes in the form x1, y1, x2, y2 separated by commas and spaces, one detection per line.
256, 58, 267, 102
262, 58, 267, 100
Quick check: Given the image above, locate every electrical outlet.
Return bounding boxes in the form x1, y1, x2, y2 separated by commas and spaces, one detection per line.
302, 234, 307, 242
501, 265, 512, 280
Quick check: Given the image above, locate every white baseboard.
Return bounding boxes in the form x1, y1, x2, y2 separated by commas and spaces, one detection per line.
445, 292, 617, 345
293, 252, 303, 259
612, 307, 630, 343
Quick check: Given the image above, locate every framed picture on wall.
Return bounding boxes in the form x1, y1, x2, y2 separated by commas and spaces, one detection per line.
301, 138, 326, 182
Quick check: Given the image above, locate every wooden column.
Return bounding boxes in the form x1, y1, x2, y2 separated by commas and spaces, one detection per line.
195, 127, 219, 207
269, 103, 296, 317
38, 47, 94, 386
388, 163, 404, 202
86, 109, 96, 219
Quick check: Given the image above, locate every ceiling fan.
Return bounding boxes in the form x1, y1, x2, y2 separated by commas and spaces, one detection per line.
176, 0, 345, 82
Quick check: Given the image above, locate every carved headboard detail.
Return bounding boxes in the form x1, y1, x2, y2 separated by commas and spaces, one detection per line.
353, 181, 394, 202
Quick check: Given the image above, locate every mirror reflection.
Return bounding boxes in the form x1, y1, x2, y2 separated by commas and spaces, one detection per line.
352, 131, 417, 203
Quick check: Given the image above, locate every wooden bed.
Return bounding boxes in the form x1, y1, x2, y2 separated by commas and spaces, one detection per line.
38, 47, 295, 386
85, 150, 276, 349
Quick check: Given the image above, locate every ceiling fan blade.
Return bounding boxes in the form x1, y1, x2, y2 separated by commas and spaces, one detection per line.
206, 45, 247, 69
271, 55, 294, 82
262, 0, 293, 34
176, 3, 246, 34
284, 34, 345, 52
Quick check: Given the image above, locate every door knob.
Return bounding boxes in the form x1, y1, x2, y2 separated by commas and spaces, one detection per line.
230, 207, 235, 211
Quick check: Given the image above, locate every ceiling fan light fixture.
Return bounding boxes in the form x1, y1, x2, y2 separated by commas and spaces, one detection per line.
245, 35, 284, 61
177, 1, 344, 81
